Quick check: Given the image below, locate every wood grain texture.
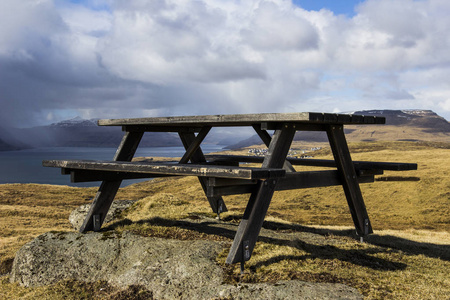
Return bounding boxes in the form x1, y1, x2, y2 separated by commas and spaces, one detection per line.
205, 155, 418, 171
98, 112, 385, 127
78, 131, 143, 233
226, 124, 297, 264
43, 160, 286, 180
207, 171, 376, 197
178, 131, 228, 214
326, 125, 373, 236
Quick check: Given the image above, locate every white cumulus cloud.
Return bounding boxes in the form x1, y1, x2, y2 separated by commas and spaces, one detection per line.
0, 0, 450, 127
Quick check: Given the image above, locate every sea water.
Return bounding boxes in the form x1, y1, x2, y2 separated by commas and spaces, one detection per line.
0, 145, 225, 187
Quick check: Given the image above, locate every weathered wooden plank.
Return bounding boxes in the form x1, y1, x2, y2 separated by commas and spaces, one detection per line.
351, 114, 364, 123
207, 184, 256, 198
202, 160, 240, 167
79, 131, 144, 233
205, 155, 418, 171
356, 169, 384, 177
123, 125, 203, 133
374, 116, 386, 124
277, 171, 375, 190
178, 126, 211, 164
261, 122, 327, 131
226, 124, 296, 265
337, 114, 352, 123
207, 170, 377, 188
178, 131, 228, 215
207, 171, 375, 197
207, 177, 258, 187
364, 115, 375, 124
323, 113, 338, 123
308, 113, 324, 122
375, 176, 420, 181
355, 161, 417, 171
98, 112, 385, 127
71, 165, 348, 184
326, 125, 372, 236
252, 125, 296, 172
43, 160, 286, 180
67, 169, 170, 183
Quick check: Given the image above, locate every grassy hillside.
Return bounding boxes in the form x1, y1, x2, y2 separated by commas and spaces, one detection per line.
345, 124, 450, 143
0, 141, 449, 299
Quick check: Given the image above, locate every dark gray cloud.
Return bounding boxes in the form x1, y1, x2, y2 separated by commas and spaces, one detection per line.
1, 0, 449, 128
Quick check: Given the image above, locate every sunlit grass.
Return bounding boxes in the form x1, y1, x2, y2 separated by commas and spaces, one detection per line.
1, 141, 449, 299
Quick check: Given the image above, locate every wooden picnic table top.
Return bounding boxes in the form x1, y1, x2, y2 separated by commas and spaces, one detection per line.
98, 112, 385, 127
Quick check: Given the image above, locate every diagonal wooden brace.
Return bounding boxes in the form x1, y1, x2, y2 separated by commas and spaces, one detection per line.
178, 130, 228, 214
326, 125, 373, 236
179, 126, 211, 164
79, 131, 144, 232
226, 124, 297, 264
252, 125, 296, 172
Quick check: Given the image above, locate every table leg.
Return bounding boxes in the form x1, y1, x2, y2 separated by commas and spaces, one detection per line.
252, 125, 296, 172
226, 124, 296, 265
79, 131, 144, 233
326, 125, 373, 236
178, 131, 228, 214
179, 127, 211, 164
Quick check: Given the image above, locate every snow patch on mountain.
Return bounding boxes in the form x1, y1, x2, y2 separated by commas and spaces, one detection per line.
50, 117, 99, 127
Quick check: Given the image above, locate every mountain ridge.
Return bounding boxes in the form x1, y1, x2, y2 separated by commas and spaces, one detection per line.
1, 110, 449, 151
0, 118, 182, 151
226, 109, 450, 149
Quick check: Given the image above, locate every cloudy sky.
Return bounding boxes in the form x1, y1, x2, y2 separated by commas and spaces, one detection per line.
1, 0, 450, 127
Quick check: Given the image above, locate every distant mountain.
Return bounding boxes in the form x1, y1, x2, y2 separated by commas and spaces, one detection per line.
50, 116, 99, 127
1, 111, 448, 151
226, 109, 450, 149
0, 126, 31, 151
0, 138, 19, 151
352, 109, 450, 131
0, 117, 183, 151
343, 109, 450, 143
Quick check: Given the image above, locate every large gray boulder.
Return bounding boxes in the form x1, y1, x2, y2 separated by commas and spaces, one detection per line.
10, 230, 363, 299
11, 231, 224, 299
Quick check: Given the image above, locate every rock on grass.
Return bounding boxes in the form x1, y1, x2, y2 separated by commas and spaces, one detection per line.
10, 231, 362, 299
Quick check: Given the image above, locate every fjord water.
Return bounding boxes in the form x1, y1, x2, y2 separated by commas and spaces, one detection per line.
0, 145, 224, 187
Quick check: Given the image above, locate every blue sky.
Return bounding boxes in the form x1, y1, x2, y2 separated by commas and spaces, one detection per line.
1, 0, 449, 127
69, 0, 363, 16
293, 0, 362, 16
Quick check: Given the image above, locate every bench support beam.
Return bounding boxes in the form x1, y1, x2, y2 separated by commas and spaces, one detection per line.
79, 131, 144, 232
205, 155, 417, 171
326, 125, 373, 236
226, 124, 296, 264
67, 169, 170, 182
178, 130, 228, 214
179, 126, 211, 164
252, 125, 296, 172
207, 170, 376, 197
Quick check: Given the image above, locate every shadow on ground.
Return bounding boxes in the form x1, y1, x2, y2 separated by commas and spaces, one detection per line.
260, 219, 450, 262
106, 215, 448, 272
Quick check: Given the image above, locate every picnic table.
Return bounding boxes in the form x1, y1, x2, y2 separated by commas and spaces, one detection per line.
43, 112, 417, 269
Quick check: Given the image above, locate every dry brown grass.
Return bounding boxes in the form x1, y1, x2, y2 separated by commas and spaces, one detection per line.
345, 124, 450, 143
0, 182, 167, 275
1, 141, 449, 299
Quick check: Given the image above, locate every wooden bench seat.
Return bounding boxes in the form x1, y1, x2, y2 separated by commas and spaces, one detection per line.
205, 155, 418, 171
42, 159, 286, 181
200, 155, 418, 197
206, 170, 379, 197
